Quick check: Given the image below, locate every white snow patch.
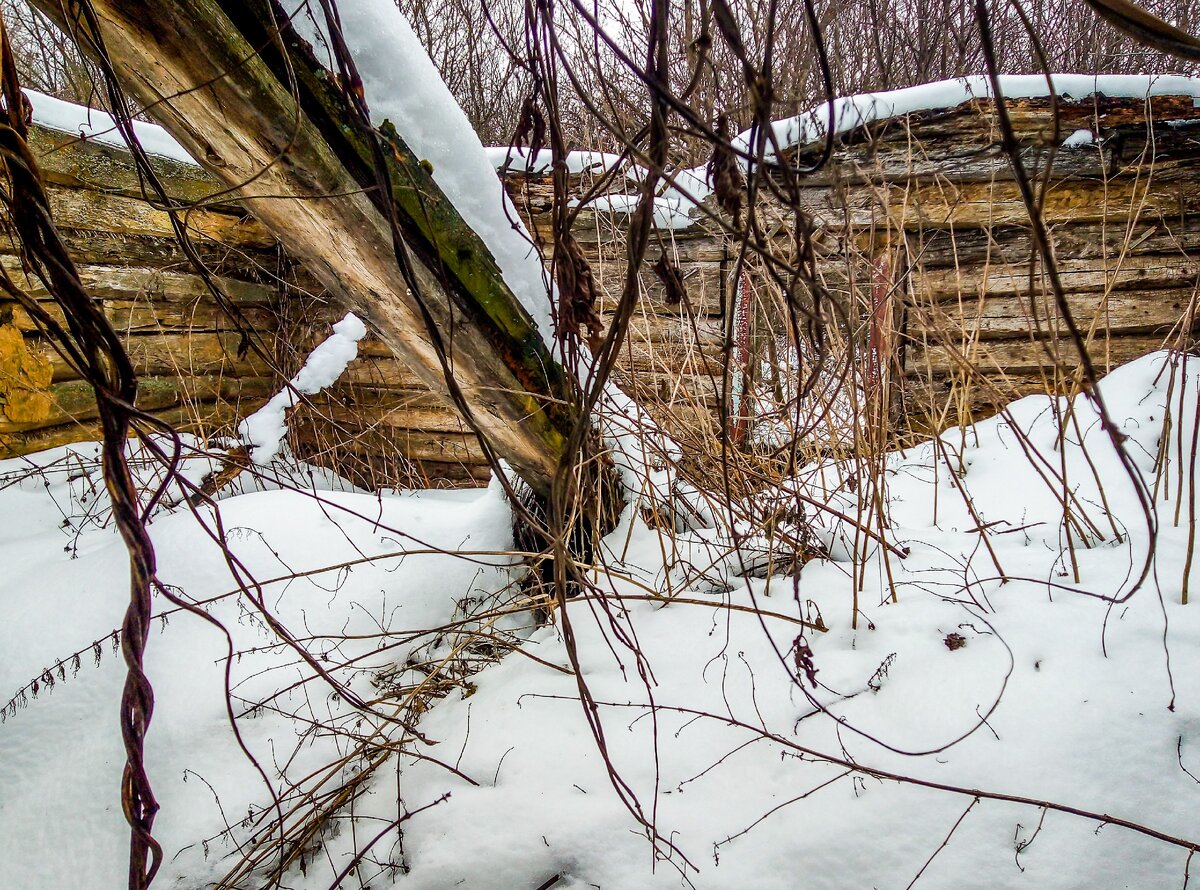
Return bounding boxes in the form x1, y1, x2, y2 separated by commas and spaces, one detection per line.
7, 353, 1199, 888
25, 89, 196, 165
483, 146, 625, 175
1062, 128, 1096, 148
239, 311, 366, 464
0, 442, 521, 888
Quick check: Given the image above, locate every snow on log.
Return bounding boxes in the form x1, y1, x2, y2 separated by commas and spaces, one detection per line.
240, 312, 366, 464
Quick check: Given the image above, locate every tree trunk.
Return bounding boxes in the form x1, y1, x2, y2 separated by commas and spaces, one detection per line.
30, 0, 581, 501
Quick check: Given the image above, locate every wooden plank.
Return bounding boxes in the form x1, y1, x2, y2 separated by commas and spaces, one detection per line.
886, 217, 1200, 269
912, 252, 1200, 301
293, 423, 486, 465
291, 426, 490, 488
0, 400, 250, 457
0, 323, 54, 424
0, 374, 275, 432
47, 331, 274, 382
0, 256, 278, 305
43, 182, 276, 248
906, 287, 1197, 341
891, 176, 1200, 230
905, 333, 1170, 377
2, 297, 278, 335
298, 391, 475, 435
335, 356, 429, 390
14, 230, 283, 279
28, 122, 224, 206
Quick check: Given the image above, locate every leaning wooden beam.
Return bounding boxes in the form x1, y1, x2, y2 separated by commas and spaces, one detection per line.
32, 0, 578, 499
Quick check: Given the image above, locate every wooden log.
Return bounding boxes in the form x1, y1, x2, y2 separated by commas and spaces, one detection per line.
0, 256, 278, 305
905, 333, 1171, 377
44, 182, 275, 248
0, 400, 250, 456
0, 323, 54, 424
2, 297, 278, 335
293, 423, 487, 465
334, 357, 430, 390
0, 374, 275, 432
47, 331, 274, 382
891, 176, 1200, 230
291, 425, 491, 488
27, 121, 224, 206
299, 392, 476, 435
906, 287, 1196, 341
912, 252, 1200, 301
0, 230, 283, 280
884, 217, 1200, 269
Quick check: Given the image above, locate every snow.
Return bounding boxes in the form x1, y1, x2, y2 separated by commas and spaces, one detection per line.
606, 73, 1200, 228
574, 191, 697, 229
3, 352, 1200, 888
238, 311, 366, 464
756, 73, 1200, 159
0, 442, 521, 888
483, 146, 625, 175
281, 0, 557, 346
1062, 128, 1096, 148
25, 88, 197, 165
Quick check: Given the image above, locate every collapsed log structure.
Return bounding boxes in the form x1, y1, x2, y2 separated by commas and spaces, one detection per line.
778, 84, 1200, 438
2, 79, 1199, 485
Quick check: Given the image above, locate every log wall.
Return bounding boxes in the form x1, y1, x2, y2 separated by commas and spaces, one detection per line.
773, 94, 1200, 439
6, 88, 1199, 486
0, 124, 285, 457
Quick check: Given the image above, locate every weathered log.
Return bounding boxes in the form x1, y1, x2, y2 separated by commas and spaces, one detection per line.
892, 176, 1200, 229
883, 217, 1200, 269
905, 333, 1171, 376
0, 401, 251, 456
906, 287, 1198, 341
912, 252, 1200, 300
44, 182, 274, 247
28, 122, 225, 206
0, 230, 282, 281
294, 423, 487, 465
46, 331, 273, 383
1, 255, 277, 305
0, 374, 274, 431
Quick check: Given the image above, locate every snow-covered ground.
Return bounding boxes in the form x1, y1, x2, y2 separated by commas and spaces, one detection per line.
2, 352, 1199, 889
